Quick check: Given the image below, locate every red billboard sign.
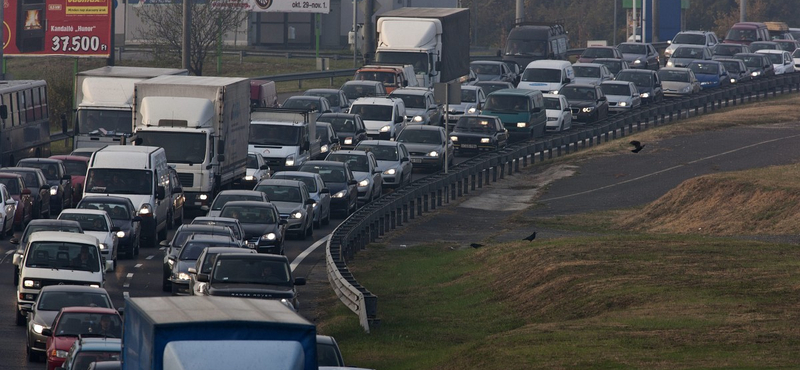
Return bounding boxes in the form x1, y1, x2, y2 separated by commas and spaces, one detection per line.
3, 0, 112, 57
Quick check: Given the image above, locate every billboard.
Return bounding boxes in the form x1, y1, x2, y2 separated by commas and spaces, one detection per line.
3, 0, 113, 57
245, 0, 329, 13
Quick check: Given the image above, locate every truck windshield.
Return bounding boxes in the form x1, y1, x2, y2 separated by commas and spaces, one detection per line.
26, 242, 100, 272
349, 105, 393, 121
77, 109, 132, 136
249, 124, 302, 146
212, 258, 292, 286
505, 40, 547, 56
85, 169, 153, 195
374, 52, 429, 74
136, 132, 207, 164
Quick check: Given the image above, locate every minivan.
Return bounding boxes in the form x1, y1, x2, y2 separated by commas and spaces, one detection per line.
517, 60, 575, 93
481, 89, 547, 140
84, 145, 172, 249
724, 22, 770, 46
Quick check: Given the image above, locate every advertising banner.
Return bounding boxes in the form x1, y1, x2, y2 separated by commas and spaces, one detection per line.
3, 0, 113, 57
245, 0, 329, 13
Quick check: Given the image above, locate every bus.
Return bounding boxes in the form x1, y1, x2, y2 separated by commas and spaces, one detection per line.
0, 80, 51, 167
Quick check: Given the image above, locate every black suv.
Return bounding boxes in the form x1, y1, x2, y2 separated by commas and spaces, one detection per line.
615, 69, 664, 104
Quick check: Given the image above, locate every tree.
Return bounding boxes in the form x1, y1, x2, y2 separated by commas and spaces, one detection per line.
135, 0, 248, 75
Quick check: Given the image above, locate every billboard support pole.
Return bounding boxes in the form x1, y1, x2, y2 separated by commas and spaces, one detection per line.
108, 0, 115, 66
0, 2, 4, 79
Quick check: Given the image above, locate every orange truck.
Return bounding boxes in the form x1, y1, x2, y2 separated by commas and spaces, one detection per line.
353, 65, 416, 93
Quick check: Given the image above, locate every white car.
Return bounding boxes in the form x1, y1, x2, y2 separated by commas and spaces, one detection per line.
244, 152, 271, 184
542, 94, 572, 132
571, 63, 615, 86
0, 183, 16, 238
793, 49, 800, 72
57, 209, 120, 271
756, 49, 795, 75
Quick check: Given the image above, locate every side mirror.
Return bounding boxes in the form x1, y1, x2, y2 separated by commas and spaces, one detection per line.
188, 267, 197, 274
260, 164, 270, 170
304, 198, 316, 205
159, 240, 170, 247
401, 157, 409, 162
348, 179, 357, 186
217, 139, 225, 155
40, 185, 49, 191
105, 260, 114, 272
200, 205, 210, 211
12, 252, 21, 265
435, 60, 442, 71
320, 187, 329, 193
279, 219, 288, 226
667, 40, 672, 44
197, 273, 209, 282
331, 137, 340, 144
132, 216, 142, 222
563, 106, 570, 111
156, 186, 166, 200
111, 226, 121, 232
531, 107, 541, 113
62, 175, 71, 181
599, 96, 607, 102
395, 116, 403, 123
563, 77, 571, 84
294, 277, 307, 286
22, 189, 31, 195
10, 238, 19, 245
42, 328, 52, 337
173, 187, 183, 194
117, 307, 124, 316
217, 154, 226, 162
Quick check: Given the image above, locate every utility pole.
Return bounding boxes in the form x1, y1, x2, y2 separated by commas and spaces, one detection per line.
652, 0, 659, 42
515, 0, 524, 24
740, 0, 746, 22
182, 0, 191, 72
613, 0, 617, 45
641, 0, 647, 43
362, 0, 374, 63
352, 0, 357, 67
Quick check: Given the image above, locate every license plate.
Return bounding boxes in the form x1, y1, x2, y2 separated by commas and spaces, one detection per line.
571, 115, 578, 120
461, 144, 477, 148
411, 158, 422, 163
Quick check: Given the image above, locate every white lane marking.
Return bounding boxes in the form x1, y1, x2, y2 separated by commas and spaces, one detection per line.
134, 264, 143, 268
126, 273, 134, 279
5, 249, 14, 255
146, 255, 155, 260
123, 273, 134, 288
159, 247, 165, 251
290, 234, 330, 272
123, 291, 130, 299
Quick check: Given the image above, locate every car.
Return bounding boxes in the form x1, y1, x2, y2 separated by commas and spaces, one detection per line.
69, 147, 99, 158
269, 171, 332, 227
10, 219, 83, 286
0, 172, 33, 231
0, 183, 16, 237
500, 60, 522, 85
658, 67, 702, 97
49, 155, 89, 205
298, 161, 358, 217
473, 81, 515, 96
281, 95, 332, 116
717, 58, 752, 84
254, 179, 315, 239
558, 84, 609, 123
444, 84, 486, 131
756, 49, 795, 74
794, 49, 800, 71
600, 81, 642, 113
542, 94, 572, 132
592, 58, 631, 77
26, 285, 114, 361
665, 30, 719, 60
57, 209, 120, 271
317, 113, 369, 150
75, 196, 141, 259
17, 158, 74, 213
161, 224, 237, 291
666, 45, 713, 68
325, 150, 383, 205
354, 140, 413, 189
240, 152, 271, 188
43, 306, 122, 370
687, 60, 730, 90
187, 246, 257, 296
0, 167, 51, 219
167, 234, 242, 295
578, 46, 623, 63
204, 189, 269, 217
712, 43, 751, 60
303, 88, 351, 113
219, 200, 287, 255
749, 41, 780, 52
58, 337, 121, 370
348, 96, 408, 140
317, 335, 345, 367
470, 60, 517, 84
449, 115, 509, 152
733, 52, 775, 79
389, 87, 444, 126
617, 42, 660, 70
614, 69, 664, 104
190, 216, 248, 248
395, 125, 454, 171
315, 122, 341, 160
571, 63, 615, 85
774, 39, 800, 53
340, 80, 387, 101
166, 166, 185, 229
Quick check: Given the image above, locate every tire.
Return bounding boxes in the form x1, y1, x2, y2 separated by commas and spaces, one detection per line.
13, 265, 19, 286
166, 211, 174, 230
26, 341, 37, 361
322, 208, 330, 226
313, 213, 321, 228
158, 223, 168, 242
16, 308, 26, 326
171, 283, 179, 296
162, 276, 171, 292
175, 208, 183, 227
305, 220, 313, 237
7, 219, 14, 236
134, 237, 140, 257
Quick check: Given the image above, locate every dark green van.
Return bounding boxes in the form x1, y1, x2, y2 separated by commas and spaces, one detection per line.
480, 89, 547, 140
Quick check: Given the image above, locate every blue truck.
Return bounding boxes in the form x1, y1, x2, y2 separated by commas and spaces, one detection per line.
122, 296, 317, 370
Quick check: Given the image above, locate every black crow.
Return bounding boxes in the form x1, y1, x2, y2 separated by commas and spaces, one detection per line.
470, 243, 484, 249
523, 232, 536, 241
630, 140, 645, 153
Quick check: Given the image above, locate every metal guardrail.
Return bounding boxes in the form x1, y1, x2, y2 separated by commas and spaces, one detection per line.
252, 69, 358, 90
325, 72, 800, 333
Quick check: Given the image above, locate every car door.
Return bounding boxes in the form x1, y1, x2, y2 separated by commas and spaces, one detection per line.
339, 92, 350, 112
398, 144, 412, 176
368, 153, 382, 193
56, 163, 72, 207
426, 94, 442, 125
630, 83, 642, 108
595, 86, 608, 114
0, 184, 12, 231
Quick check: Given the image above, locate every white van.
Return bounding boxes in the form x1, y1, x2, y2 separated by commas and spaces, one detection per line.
517, 60, 575, 93
84, 145, 171, 248
16, 231, 111, 325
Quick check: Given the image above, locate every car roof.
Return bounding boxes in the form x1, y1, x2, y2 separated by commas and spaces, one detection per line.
26, 219, 82, 227
328, 150, 369, 157
192, 216, 241, 223
600, 80, 634, 86
305, 88, 340, 93
674, 45, 708, 50
592, 58, 625, 62
755, 49, 786, 54
618, 41, 653, 46
525, 59, 573, 69
29, 231, 98, 244
216, 190, 266, 197
715, 58, 746, 64
585, 46, 616, 50
204, 246, 256, 254
617, 69, 657, 75
302, 160, 346, 168
659, 67, 692, 71
0, 172, 23, 179
221, 200, 278, 209
351, 97, 400, 105
316, 335, 338, 345
271, 171, 320, 178
319, 113, 359, 119
0, 167, 43, 173
59, 209, 109, 217
285, 96, 323, 101
573, 62, 604, 68
49, 155, 90, 162
183, 234, 240, 244
561, 83, 597, 88
255, 178, 305, 187
18, 158, 61, 164
390, 88, 429, 96
75, 338, 122, 352
471, 60, 505, 65
79, 195, 131, 205
216, 252, 289, 263
677, 30, 713, 35
342, 80, 382, 86
399, 125, 444, 132
357, 140, 401, 147
39, 285, 110, 294
60, 306, 118, 314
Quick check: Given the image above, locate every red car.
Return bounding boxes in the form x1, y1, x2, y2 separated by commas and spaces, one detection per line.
50, 155, 90, 205
0, 173, 33, 230
43, 306, 122, 370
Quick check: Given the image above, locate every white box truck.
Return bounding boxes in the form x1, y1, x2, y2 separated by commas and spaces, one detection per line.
249, 108, 320, 173
133, 76, 250, 214
73, 66, 188, 149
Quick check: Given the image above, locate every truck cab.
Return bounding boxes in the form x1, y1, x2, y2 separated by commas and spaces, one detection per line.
249, 108, 321, 173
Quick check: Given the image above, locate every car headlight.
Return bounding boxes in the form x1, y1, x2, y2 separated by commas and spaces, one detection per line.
680, 86, 692, 92
332, 190, 347, 198
547, 116, 558, 121
99, 243, 107, 251
383, 168, 396, 175
244, 175, 256, 181
752, 71, 760, 77
730, 78, 737, 83
178, 272, 190, 281
640, 92, 650, 98
582, 107, 594, 113
138, 203, 152, 216
261, 232, 276, 240
291, 211, 303, 219
49, 186, 58, 196
618, 101, 628, 107
167, 259, 175, 267
550, 90, 559, 94
344, 137, 353, 145
320, 144, 329, 153
633, 59, 642, 64
358, 179, 369, 187
53, 349, 69, 358
413, 115, 424, 122
33, 324, 43, 334
379, 125, 392, 132
516, 122, 527, 128
116, 230, 126, 238
666, 61, 674, 67
467, 107, 477, 114
89, 284, 100, 288
480, 138, 491, 143
450, 136, 458, 142
285, 155, 295, 167
23, 279, 40, 288
198, 194, 208, 200
427, 151, 439, 157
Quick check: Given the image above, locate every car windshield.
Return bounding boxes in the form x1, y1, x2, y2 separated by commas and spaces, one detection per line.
77, 202, 130, 220
282, 98, 322, 111
356, 145, 399, 161
573, 66, 601, 78
672, 47, 703, 58
793, 49, 800, 58
26, 242, 100, 272
299, 165, 347, 183
601, 84, 632, 96
505, 39, 547, 56
1, 170, 42, 188
348, 105, 393, 121
689, 63, 719, 75
618, 43, 647, 54
62, 160, 88, 177
85, 169, 152, 195
476, 82, 511, 95
192, 220, 243, 240
658, 70, 690, 82
72, 352, 121, 370
461, 89, 477, 103
341, 84, 378, 100
19, 162, 59, 181
714, 45, 742, 56
616, 72, 653, 88
455, 117, 497, 131
560, 86, 597, 101
249, 124, 301, 146
736, 55, 765, 68
582, 48, 615, 58
719, 61, 742, 73
135, 132, 206, 164
596, 60, 623, 75
750, 43, 776, 52
272, 175, 317, 192
543, 97, 563, 110
306, 91, 340, 106
762, 53, 784, 64
179, 242, 212, 261
392, 94, 426, 109
212, 258, 292, 285
246, 154, 260, 169
471, 63, 501, 75
673, 33, 706, 45
0, 178, 21, 195
54, 312, 121, 338
37, 291, 112, 311
211, 194, 263, 211
726, 28, 756, 41
521, 68, 561, 83
254, 185, 302, 203
221, 206, 277, 224
396, 130, 443, 145
326, 154, 370, 172
483, 95, 529, 112
323, 117, 357, 133
59, 213, 108, 232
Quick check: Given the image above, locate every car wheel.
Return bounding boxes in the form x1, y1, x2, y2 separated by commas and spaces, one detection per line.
158, 223, 168, 242
134, 237, 140, 257
13, 265, 19, 286
313, 213, 321, 228
7, 219, 14, 236
305, 220, 313, 237
162, 276, 171, 292
175, 208, 183, 227
322, 207, 330, 226
166, 211, 174, 230
171, 282, 179, 296
26, 340, 37, 361
16, 308, 26, 326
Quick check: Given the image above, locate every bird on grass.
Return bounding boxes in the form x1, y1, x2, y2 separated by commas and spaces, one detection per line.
523, 232, 537, 242
630, 140, 645, 153
470, 243, 484, 249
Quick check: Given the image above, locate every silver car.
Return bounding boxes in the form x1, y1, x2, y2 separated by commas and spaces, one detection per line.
254, 179, 315, 239
658, 68, 701, 97
270, 171, 332, 228
667, 45, 713, 68
600, 81, 642, 113
354, 140, 413, 189
325, 150, 383, 205
572, 63, 615, 85
395, 125, 454, 171
444, 84, 486, 130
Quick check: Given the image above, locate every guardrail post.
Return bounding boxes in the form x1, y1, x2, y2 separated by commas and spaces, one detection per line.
492, 165, 498, 182
416, 196, 423, 216
506, 158, 513, 176
239, 50, 245, 63
498, 160, 505, 179
423, 193, 429, 212
437, 188, 443, 206
471, 172, 477, 190
390, 208, 397, 230
463, 176, 469, 195
402, 203, 409, 223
